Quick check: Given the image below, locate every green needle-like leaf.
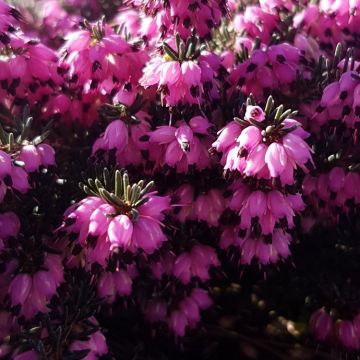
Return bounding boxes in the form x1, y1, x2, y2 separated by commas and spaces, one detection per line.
109, 193, 125, 207
134, 197, 150, 208
99, 188, 113, 204
95, 178, 104, 192
234, 117, 248, 127
274, 105, 284, 122
8, 132, 14, 152
264, 96, 274, 115
123, 172, 129, 199
103, 167, 110, 189
140, 181, 154, 197
163, 42, 178, 61
115, 170, 122, 197
279, 109, 292, 121
131, 185, 140, 203
126, 184, 131, 203
137, 179, 144, 190
87, 178, 96, 191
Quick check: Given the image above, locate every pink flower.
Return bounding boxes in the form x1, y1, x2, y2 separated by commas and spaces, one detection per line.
244, 106, 266, 122
37, 144, 56, 166
243, 144, 267, 176
173, 245, 219, 284
0, 32, 60, 101
229, 179, 302, 237
26, 290, 50, 317
181, 61, 202, 88
0, 212, 20, 239
7, 253, 63, 319
44, 254, 64, 286
175, 124, 194, 151
180, 297, 200, 323
113, 269, 132, 296
60, 20, 145, 86
233, 6, 279, 43
237, 126, 261, 151
172, 184, 195, 222
62, 172, 171, 264
193, 189, 225, 226
104, 120, 128, 152
239, 229, 292, 265
353, 313, 360, 338
265, 143, 288, 177
309, 308, 333, 341
173, 253, 192, 284
70, 329, 108, 358
114, 9, 141, 38
159, 61, 181, 86
108, 215, 134, 249
97, 272, 116, 303
93, 107, 152, 166
131, 215, 167, 253
221, 225, 292, 265
17, 142, 56, 173
19, 145, 42, 172
135, 0, 226, 39
139, 195, 171, 220
140, 42, 219, 106
88, 203, 114, 237
189, 116, 212, 134
148, 117, 212, 172
212, 121, 242, 153
282, 133, 313, 171
213, 100, 313, 185
9, 274, 32, 306
336, 320, 359, 349
169, 310, 188, 337
190, 289, 213, 309
328, 167, 345, 193
10, 166, 30, 193
0, 150, 11, 178
229, 44, 302, 99
32, 271, 57, 299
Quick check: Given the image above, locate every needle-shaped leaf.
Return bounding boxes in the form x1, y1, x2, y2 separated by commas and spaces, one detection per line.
279, 109, 292, 121
115, 170, 122, 197
95, 178, 104, 192
103, 167, 110, 189
274, 104, 284, 122
234, 117, 248, 127
163, 42, 178, 61
109, 193, 125, 207
87, 178, 96, 191
140, 180, 154, 197
8, 132, 14, 152
126, 184, 131, 203
264, 95, 274, 115
123, 172, 129, 200
134, 196, 150, 208
131, 184, 140, 203
99, 188, 113, 205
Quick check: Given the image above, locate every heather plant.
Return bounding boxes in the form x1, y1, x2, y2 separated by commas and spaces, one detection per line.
0, 0, 360, 359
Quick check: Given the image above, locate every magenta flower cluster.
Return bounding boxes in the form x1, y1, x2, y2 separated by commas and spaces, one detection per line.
0, 0, 359, 358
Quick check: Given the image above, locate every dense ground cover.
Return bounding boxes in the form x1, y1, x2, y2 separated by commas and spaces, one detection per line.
0, 0, 360, 358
